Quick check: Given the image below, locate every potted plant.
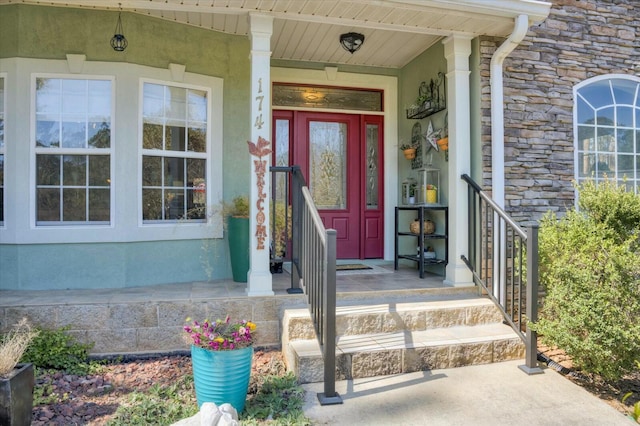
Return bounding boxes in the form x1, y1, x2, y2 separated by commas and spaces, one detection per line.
270, 201, 292, 274
408, 182, 417, 204
225, 195, 250, 282
399, 143, 418, 160
0, 319, 39, 426
184, 316, 256, 412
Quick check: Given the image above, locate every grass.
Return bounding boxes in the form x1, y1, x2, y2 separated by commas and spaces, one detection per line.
107, 375, 199, 425
104, 353, 311, 426
105, 372, 311, 425
242, 373, 311, 425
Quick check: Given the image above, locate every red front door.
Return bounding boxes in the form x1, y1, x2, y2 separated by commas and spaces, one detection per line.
273, 111, 384, 259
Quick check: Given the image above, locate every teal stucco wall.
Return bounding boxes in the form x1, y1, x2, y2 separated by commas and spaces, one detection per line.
0, 5, 252, 290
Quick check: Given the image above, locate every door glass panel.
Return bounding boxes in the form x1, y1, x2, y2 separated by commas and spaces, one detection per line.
309, 121, 346, 210
273, 84, 383, 111
366, 123, 379, 209
274, 119, 290, 205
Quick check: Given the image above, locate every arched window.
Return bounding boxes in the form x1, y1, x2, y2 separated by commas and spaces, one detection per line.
575, 75, 640, 192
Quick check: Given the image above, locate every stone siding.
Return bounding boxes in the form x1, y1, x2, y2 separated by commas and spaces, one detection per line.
0, 295, 307, 355
480, 0, 640, 225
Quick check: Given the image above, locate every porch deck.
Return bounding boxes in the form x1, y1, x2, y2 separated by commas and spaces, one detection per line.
0, 261, 472, 355
0, 261, 450, 306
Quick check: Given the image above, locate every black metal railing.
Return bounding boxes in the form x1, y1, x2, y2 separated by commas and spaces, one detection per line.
270, 166, 342, 404
461, 174, 541, 374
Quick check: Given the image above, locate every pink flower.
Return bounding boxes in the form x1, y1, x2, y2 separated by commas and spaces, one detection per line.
184, 316, 256, 351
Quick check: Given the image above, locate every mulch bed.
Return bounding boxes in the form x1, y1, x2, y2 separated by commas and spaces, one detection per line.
539, 345, 640, 419
31, 349, 283, 426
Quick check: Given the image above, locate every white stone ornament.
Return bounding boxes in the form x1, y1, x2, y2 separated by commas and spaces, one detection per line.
171, 402, 239, 426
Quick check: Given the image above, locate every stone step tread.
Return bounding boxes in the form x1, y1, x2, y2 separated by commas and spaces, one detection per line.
291, 322, 521, 356
285, 297, 496, 318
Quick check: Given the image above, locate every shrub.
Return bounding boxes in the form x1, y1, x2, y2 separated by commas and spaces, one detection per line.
577, 179, 640, 245
532, 180, 640, 380
22, 325, 95, 374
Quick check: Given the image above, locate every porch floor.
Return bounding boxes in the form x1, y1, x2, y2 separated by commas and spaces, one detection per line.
0, 261, 449, 306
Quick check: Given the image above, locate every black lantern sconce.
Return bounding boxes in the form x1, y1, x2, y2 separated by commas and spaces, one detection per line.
339, 32, 365, 54
110, 5, 128, 52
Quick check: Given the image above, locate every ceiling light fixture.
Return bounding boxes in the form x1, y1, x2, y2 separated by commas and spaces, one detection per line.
110, 4, 128, 52
340, 32, 365, 54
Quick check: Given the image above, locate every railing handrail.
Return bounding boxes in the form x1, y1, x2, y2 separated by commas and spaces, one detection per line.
461, 173, 542, 374
270, 165, 342, 405
461, 174, 526, 239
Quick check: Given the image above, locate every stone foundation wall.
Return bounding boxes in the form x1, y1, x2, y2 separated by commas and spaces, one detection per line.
0, 295, 307, 355
480, 0, 640, 225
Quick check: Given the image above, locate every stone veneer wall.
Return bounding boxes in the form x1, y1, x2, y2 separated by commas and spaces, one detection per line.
0, 295, 308, 355
479, 0, 640, 225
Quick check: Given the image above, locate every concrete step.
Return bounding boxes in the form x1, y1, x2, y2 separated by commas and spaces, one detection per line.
282, 297, 525, 383
283, 297, 504, 342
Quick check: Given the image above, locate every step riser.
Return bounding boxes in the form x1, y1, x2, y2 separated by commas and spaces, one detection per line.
285, 304, 504, 342
294, 338, 525, 384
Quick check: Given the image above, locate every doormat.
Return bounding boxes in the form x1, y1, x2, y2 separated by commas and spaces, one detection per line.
283, 262, 392, 276
336, 264, 373, 271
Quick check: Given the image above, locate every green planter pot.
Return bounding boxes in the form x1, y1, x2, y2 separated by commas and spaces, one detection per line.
191, 345, 253, 412
0, 363, 34, 426
227, 216, 250, 283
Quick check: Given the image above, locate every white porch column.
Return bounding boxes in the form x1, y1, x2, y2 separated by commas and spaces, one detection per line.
443, 35, 474, 287
246, 13, 274, 296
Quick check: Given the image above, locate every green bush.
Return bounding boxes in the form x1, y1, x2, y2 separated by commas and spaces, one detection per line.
532, 180, 640, 380
577, 179, 640, 244
22, 325, 95, 374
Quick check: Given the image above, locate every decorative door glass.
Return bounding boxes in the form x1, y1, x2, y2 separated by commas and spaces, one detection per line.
366, 123, 379, 209
309, 121, 347, 210
273, 118, 290, 203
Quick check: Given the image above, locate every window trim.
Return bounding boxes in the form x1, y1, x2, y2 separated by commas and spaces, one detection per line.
138, 78, 212, 226
0, 57, 223, 244
32, 74, 115, 227
0, 72, 5, 228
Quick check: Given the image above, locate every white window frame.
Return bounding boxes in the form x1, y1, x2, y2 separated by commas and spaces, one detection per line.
0, 73, 5, 228
574, 74, 640, 198
139, 79, 211, 225
0, 57, 223, 244
32, 74, 115, 226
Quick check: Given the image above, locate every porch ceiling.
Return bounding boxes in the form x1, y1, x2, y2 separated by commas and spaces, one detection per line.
3, 0, 551, 69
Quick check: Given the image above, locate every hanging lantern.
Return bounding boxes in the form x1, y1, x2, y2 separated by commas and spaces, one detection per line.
110, 7, 127, 52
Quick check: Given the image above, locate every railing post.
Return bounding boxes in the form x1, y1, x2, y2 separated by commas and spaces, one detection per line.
318, 229, 342, 405
288, 167, 303, 294
519, 224, 543, 375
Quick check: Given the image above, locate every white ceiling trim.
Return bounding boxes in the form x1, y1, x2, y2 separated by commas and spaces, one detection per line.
1, 0, 551, 68
2, 0, 551, 31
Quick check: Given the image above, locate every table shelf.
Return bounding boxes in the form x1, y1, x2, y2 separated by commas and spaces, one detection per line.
394, 205, 448, 278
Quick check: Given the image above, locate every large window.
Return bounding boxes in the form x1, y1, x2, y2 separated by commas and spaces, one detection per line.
575, 76, 640, 192
141, 82, 208, 222
0, 76, 4, 225
35, 77, 112, 224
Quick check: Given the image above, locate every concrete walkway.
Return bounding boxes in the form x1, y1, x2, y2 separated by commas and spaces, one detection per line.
301, 360, 632, 426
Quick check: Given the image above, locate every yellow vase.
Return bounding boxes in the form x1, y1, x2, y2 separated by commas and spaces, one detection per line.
426, 189, 437, 204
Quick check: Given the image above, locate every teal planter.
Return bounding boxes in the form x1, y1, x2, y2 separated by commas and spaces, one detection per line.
191, 345, 253, 412
227, 216, 250, 282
